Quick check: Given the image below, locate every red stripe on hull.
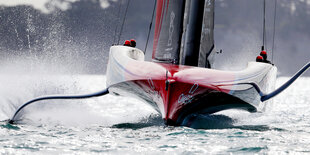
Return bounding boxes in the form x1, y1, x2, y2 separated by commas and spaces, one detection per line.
127, 79, 218, 123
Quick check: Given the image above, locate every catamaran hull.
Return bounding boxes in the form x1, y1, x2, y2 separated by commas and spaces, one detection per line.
108, 80, 259, 125
106, 46, 277, 126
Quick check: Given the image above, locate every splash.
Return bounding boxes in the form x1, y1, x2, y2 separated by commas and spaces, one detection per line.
0, 72, 156, 127
0, 0, 118, 13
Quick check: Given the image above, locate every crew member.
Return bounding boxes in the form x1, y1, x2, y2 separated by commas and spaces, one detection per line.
130, 39, 136, 48
260, 51, 272, 64
124, 40, 131, 46
256, 56, 263, 62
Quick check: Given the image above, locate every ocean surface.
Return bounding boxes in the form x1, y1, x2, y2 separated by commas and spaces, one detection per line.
0, 75, 310, 154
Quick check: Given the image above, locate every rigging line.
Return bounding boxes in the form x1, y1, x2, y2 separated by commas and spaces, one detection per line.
144, 0, 157, 53
113, 1, 123, 45
271, 0, 278, 62
262, 0, 266, 51
117, 0, 131, 45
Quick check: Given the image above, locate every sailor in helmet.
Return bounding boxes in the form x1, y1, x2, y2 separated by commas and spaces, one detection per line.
260, 51, 272, 64
256, 50, 272, 64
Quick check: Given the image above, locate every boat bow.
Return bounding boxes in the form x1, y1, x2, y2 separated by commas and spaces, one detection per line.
106, 46, 277, 125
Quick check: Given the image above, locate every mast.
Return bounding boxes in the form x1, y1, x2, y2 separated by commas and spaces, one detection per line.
181, 0, 206, 66
180, 0, 215, 68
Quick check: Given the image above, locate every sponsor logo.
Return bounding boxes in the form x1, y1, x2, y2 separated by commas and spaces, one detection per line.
178, 83, 199, 105
167, 11, 175, 47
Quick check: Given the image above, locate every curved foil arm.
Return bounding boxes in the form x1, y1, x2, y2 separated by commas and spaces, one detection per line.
239, 61, 310, 102
9, 88, 109, 124
261, 61, 310, 102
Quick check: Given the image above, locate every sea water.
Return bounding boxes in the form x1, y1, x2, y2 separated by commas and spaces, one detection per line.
0, 75, 310, 154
